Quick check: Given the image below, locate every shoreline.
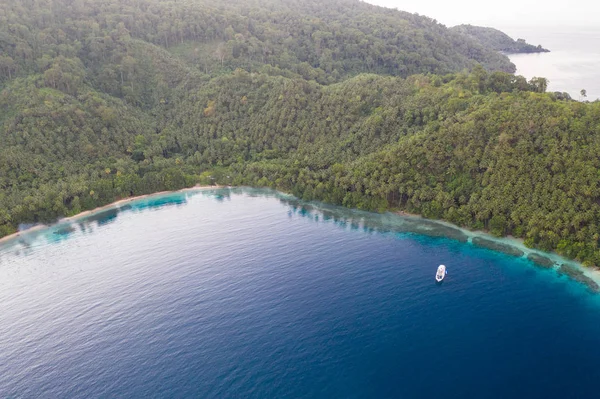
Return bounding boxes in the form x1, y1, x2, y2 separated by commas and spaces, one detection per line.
392, 210, 600, 291
279, 193, 600, 291
2, 185, 598, 292
0, 185, 223, 245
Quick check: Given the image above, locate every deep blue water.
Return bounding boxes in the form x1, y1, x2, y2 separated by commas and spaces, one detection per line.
1, 188, 600, 398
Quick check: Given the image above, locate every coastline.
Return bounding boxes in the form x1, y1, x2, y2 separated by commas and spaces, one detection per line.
2, 185, 598, 293
392, 210, 600, 291
0, 185, 223, 246
277, 192, 600, 292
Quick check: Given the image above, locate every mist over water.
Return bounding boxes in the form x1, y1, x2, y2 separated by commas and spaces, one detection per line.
1, 188, 600, 398
506, 26, 600, 100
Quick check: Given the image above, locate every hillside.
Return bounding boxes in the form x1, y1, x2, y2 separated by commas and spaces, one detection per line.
0, 0, 516, 90
2, 0, 600, 266
451, 25, 550, 53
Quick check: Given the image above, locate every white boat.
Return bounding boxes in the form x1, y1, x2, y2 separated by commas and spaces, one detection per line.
435, 265, 447, 282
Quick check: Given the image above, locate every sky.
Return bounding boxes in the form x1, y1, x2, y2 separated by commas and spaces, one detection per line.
362, 0, 598, 29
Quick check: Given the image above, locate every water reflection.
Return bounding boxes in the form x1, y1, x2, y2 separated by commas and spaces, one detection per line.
273, 192, 599, 293
1, 187, 598, 293
278, 195, 468, 243
0, 191, 199, 256
84, 208, 119, 226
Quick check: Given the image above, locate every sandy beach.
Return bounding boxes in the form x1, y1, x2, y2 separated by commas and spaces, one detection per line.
394, 210, 422, 218
0, 185, 223, 245
3, 188, 599, 290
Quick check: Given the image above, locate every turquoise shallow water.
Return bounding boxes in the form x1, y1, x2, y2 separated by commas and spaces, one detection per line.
1, 188, 599, 398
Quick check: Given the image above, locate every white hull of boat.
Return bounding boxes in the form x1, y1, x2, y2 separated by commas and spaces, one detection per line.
436, 265, 446, 282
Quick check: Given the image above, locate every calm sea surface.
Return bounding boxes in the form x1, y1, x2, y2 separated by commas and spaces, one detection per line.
506, 26, 600, 100
1, 188, 600, 398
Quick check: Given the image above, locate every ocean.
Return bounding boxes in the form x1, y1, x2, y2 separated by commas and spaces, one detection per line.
506, 26, 600, 100
1, 188, 599, 398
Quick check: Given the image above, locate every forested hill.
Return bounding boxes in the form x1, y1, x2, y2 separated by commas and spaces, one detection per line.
2, 0, 600, 267
0, 0, 517, 88
451, 25, 550, 54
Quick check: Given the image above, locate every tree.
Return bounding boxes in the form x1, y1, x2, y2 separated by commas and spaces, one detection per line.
0, 55, 16, 79
43, 56, 85, 95
529, 77, 548, 93
214, 42, 228, 66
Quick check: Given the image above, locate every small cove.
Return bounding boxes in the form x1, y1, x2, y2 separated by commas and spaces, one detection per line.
1, 187, 600, 398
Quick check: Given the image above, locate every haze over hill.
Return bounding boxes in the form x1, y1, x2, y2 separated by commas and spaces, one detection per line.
362, 0, 599, 28
2, 0, 600, 267
450, 25, 548, 54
